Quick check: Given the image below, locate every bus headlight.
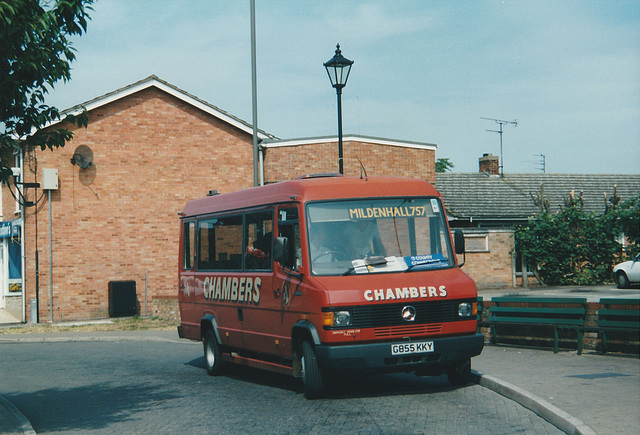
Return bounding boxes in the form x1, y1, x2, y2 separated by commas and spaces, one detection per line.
458, 303, 472, 317
333, 310, 352, 327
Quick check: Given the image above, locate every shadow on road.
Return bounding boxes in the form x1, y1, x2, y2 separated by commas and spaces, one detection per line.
6, 383, 182, 433
186, 355, 467, 399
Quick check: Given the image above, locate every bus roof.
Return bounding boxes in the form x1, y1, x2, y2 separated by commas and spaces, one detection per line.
181, 175, 441, 218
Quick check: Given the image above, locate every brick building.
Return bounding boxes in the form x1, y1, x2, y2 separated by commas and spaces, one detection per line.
0, 76, 437, 323
262, 136, 436, 184
436, 155, 640, 288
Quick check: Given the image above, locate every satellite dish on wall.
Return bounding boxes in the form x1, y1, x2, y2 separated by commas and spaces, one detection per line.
70, 145, 93, 169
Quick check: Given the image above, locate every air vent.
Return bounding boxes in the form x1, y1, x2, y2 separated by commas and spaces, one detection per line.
296, 173, 343, 179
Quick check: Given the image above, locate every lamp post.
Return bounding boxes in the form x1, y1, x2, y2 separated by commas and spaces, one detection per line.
324, 44, 353, 174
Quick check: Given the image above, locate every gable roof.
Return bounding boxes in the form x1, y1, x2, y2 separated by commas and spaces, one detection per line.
56, 75, 276, 140
435, 172, 640, 222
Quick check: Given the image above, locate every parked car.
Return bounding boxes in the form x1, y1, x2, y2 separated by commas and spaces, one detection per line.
613, 254, 640, 288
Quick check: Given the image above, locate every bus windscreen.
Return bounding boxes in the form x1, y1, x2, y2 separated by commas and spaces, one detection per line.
306, 198, 454, 276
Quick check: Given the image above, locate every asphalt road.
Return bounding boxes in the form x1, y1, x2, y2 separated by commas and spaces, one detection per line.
0, 336, 563, 434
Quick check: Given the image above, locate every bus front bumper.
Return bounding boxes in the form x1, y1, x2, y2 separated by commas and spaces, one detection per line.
314, 334, 484, 373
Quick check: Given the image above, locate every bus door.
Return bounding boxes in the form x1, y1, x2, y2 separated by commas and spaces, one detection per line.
238, 209, 275, 354
179, 220, 198, 338
273, 205, 304, 358
195, 214, 247, 350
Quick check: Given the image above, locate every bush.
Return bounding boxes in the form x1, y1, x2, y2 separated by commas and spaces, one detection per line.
515, 192, 639, 286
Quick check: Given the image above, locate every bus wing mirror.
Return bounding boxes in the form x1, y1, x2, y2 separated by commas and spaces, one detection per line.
454, 230, 465, 254
273, 236, 289, 264
454, 230, 466, 268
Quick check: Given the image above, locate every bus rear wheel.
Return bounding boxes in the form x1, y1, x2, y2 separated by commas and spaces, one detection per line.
301, 340, 324, 399
204, 330, 224, 376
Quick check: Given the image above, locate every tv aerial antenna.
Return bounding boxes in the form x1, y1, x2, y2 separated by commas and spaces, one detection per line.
535, 154, 546, 173
482, 117, 517, 177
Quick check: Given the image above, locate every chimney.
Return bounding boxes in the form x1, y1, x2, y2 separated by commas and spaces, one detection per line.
479, 153, 499, 175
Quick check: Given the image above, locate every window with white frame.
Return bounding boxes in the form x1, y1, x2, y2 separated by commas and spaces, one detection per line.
464, 233, 489, 253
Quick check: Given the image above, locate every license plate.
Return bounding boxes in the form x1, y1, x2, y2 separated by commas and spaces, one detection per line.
391, 341, 434, 356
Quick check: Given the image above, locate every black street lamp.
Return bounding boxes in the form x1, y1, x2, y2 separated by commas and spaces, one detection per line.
324, 44, 353, 174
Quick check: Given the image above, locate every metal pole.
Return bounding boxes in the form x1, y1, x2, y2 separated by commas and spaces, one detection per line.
144, 270, 148, 317
35, 250, 39, 323
48, 189, 53, 322
19, 149, 26, 323
250, 0, 259, 186
337, 87, 343, 174
499, 122, 504, 177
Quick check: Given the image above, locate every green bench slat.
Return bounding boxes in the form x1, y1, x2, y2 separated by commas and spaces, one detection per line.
489, 316, 584, 326
598, 308, 640, 318
598, 320, 640, 328
490, 307, 585, 315
491, 297, 587, 304
600, 298, 640, 305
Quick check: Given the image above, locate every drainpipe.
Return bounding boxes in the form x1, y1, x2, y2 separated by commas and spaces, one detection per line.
259, 144, 265, 186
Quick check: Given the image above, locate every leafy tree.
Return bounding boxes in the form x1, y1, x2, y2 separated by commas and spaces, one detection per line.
0, 0, 93, 182
515, 192, 640, 286
435, 157, 454, 173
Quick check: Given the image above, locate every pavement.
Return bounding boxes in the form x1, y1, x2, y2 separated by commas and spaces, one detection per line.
1, 285, 638, 434
0, 309, 20, 324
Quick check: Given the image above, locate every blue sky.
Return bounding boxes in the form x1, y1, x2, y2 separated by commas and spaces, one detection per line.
46, 0, 640, 174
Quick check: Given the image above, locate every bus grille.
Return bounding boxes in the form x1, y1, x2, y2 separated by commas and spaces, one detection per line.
373, 323, 443, 338
325, 299, 475, 330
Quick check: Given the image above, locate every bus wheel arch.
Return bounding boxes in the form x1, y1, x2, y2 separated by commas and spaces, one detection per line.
200, 314, 221, 342
291, 321, 325, 398
291, 321, 321, 378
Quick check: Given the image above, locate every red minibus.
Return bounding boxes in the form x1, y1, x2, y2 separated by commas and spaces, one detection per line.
178, 174, 483, 398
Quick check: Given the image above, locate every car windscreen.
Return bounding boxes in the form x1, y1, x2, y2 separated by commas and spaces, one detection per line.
306, 197, 454, 276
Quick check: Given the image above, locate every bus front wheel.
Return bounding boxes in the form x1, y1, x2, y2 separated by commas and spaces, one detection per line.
204, 330, 224, 376
301, 340, 324, 399
447, 358, 471, 386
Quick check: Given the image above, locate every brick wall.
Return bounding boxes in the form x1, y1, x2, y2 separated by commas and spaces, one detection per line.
1, 163, 17, 219
457, 229, 514, 289
6, 86, 439, 322
152, 296, 180, 322
21, 88, 254, 322
264, 139, 436, 184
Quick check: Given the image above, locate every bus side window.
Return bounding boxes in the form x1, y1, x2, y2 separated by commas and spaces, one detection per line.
197, 215, 243, 271
245, 210, 273, 271
183, 221, 195, 270
278, 207, 301, 271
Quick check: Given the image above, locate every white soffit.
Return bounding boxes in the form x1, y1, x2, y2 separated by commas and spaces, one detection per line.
263, 135, 437, 150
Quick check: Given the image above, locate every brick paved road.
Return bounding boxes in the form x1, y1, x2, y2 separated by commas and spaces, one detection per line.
0, 339, 562, 434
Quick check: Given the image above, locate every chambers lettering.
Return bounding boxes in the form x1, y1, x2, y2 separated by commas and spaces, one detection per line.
363, 285, 447, 302
202, 276, 261, 305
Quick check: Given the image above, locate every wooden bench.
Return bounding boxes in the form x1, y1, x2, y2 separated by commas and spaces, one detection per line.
488, 297, 588, 354
596, 298, 640, 354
